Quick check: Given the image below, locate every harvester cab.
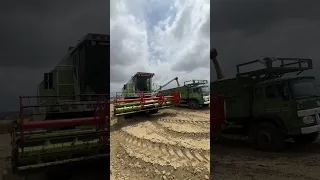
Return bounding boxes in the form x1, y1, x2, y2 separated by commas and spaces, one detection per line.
114, 72, 181, 116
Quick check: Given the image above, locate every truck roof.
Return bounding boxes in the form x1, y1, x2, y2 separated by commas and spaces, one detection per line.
256, 76, 315, 85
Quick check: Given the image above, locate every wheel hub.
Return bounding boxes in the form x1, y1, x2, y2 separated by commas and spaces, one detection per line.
259, 130, 272, 145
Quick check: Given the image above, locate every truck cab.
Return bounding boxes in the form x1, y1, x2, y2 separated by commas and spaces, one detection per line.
253, 76, 320, 139
183, 80, 210, 108
190, 85, 210, 105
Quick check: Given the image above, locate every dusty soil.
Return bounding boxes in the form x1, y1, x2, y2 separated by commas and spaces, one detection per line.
0, 133, 11, 180
211, 136, 320, 180
110, 105, 210, 180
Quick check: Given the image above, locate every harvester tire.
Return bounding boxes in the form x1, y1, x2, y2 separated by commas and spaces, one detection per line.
188, 100, 200, 109
253, 122, 285, 152
149, 109, 159, 114
293, 132, 319, 144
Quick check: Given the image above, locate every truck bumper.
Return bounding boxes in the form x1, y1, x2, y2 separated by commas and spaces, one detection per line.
203, 101, 210, 105
301, 125, 320, 134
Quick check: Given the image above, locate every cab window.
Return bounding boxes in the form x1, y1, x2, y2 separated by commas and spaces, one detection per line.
265, 84, 282, 99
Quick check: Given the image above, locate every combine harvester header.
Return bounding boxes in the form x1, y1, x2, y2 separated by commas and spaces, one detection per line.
114, 72, 181, 116
10, 33, 110, 175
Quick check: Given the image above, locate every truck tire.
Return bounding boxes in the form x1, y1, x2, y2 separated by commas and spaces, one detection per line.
188, 100, 200, 109
202, 104, 209, 108
293, 132, 319, 144
253, 122, 285, 151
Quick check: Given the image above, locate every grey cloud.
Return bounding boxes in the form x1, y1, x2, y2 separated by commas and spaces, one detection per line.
172, 43, 209, 72
0, 0, 109, 111
211, 1, 320, 82
211, 0, 320, 36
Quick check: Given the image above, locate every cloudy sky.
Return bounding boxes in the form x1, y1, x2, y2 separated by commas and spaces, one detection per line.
211, 0, 320, 80
0, 1, 109, 111
110, 0, 210, 94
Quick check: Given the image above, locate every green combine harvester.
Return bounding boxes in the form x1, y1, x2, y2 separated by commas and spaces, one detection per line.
10, 33, 110, 176
114, 72, 181, 116
160, 80, 210, 109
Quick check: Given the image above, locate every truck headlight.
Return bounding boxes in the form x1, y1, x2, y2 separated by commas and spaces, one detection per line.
302, 116, 316, 124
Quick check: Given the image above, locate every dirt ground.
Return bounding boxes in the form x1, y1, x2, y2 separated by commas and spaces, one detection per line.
110, 105, 210, 180
2, 106, 320, 180
211, 135, 320, 180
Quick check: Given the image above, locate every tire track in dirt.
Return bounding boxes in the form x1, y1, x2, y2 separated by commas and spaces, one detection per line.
111, 133, 209, 180
165, 108, 210, 119
119, 130, 210, 170
151, 121, 210, 140
111, 107, 211, 179
157, 117, 210, 128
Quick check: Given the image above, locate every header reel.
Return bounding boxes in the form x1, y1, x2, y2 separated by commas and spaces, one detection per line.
114, 90, 181, 116
11, 94, 110, 173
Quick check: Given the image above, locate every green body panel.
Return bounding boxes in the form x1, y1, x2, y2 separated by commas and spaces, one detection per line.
211, 78, 253, 118
122, 80, 135, 98
39, 68, 75, 105
161, 86, 203, 104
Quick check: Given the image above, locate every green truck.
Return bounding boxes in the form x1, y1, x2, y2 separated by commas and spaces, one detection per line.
161, 80, 210, 109
211, 56, 320, 151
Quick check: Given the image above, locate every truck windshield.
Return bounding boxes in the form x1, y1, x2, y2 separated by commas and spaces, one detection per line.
291, 79, 320, 100
201, 86, 209, 94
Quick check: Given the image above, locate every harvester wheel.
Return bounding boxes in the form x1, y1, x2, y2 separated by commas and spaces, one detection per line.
253, 122, 285, 151
188, 100, 200, 109
149, 109, 159, 114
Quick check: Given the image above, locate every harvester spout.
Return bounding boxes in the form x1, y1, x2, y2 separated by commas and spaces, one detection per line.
210, 48, 224, 80
157, 77, 180, 92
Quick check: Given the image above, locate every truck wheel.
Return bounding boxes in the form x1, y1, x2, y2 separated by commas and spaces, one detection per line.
293, 132, 319, 144
188, 100, 200, 109
253, 122, 285, 151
